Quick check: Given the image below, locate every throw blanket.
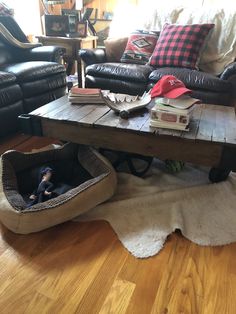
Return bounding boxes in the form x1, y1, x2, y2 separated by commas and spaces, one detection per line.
109, 4, 236, 75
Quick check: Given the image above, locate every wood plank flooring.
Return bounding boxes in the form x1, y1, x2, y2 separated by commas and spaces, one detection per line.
0, 135, 236, 314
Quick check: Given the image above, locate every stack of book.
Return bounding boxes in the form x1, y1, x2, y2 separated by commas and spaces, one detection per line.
68, 87, 104, 104
150, 96, 200, 131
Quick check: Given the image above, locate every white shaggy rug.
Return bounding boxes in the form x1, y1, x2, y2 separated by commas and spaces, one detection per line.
76, 160, 236, 258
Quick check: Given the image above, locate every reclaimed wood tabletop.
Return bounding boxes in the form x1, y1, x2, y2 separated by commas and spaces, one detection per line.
27, 95, 236, 181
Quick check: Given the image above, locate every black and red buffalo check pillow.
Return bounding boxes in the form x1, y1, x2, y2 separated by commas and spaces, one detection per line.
150, 23, 214, 69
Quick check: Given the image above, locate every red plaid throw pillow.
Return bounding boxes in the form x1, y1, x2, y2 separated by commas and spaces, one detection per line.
121, 30, 159, 65
150, 23, 214, 69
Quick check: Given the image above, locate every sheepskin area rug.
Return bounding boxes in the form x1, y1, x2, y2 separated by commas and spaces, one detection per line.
75, 160, 236, 258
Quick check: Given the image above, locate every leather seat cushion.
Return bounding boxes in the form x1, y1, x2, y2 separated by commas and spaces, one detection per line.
86, 63, 153, 83
0, 61, 65, 82
0, 84, 22, 108
148, 81, 230, 105
149, 68, 231, 92
21, 73, 66, 98
190, 89, 230, 105
0, 71, 16, 87
86, 75, 146, 96
23, 87, 66, 113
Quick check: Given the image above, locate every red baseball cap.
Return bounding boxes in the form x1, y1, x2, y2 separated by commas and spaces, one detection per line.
151, 75, 191, 99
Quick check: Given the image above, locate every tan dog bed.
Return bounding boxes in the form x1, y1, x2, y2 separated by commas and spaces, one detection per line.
0, 143, 117, 234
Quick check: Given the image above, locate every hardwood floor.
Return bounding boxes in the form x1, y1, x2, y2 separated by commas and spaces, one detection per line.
0, 135, 236, 314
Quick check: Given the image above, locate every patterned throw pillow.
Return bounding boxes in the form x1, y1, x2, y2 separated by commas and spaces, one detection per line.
121, 30, 159, 65
149, 23, 214, 69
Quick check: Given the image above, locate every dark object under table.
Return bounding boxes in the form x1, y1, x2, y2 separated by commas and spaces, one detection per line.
20, 95, 236, 183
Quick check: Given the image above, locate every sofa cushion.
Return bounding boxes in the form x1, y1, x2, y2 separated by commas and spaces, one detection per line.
86, 75, 146, 96
148, 81, 230, 105
86, 63, 153, 83
149, 23, 214, 69
121, 30, 159, 65
0, 70, 16, 88
0, 61, 65, 82
104, 37, 128, 62
0, 84, 22, 108
21, 73, 66, 98
149, 68, 231, 92
23, 87, 66, 113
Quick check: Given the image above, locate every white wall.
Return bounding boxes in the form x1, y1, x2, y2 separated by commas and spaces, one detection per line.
4, 0, 42, 36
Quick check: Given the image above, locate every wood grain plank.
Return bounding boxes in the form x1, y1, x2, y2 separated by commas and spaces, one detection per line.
42, 102, 74, 120
41, 119, 223, 167
44, 103, 101, 123
117, 109, 150, 131
140, 116, 156, 133
120, 235, 174, 314
24, 292, 53, 314
211, 104, 227, 143
95, 109, 121, 128
79, 105, 111, 126
182, 103, 203, 140
30, 95, 69, 117
74, 241, 128, 314
196, 104, 216, 142
35, 223, 116, 303
0, 133, 30, 154
99, 280, 135, 314
224, 106, 236, 144
151, 236, 200, 314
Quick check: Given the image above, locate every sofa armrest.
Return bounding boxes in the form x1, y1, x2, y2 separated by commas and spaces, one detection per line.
220, 62, 236, 80
21, 46, 66, 63
220, 62, 236, 107
79, 48, 107, 66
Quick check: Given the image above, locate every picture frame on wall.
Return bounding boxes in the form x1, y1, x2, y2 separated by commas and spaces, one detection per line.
90, 19, 111, 46
45, 15, 69, 37
61, 9, 81, 33
76, 21, 88, 37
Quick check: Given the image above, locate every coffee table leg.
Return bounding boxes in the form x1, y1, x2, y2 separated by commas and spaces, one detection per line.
209, 145, 236, 183
209, 167, 231, 183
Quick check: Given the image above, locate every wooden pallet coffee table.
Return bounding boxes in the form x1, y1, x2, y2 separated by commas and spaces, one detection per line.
21, 95, 236, 182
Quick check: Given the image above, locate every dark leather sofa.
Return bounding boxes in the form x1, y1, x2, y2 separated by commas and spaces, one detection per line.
79, 48, 236, 106
0, 16, 67, 138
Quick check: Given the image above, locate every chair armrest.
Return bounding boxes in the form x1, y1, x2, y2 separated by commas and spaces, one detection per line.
220, 62, 236, 80
21, 46, 66, 63
0, 22, 65, 63
0, 22, 41, 49
79, 48, 107, 66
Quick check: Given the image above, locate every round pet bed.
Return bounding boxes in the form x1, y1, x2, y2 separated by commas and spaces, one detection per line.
0, 143, 117, 234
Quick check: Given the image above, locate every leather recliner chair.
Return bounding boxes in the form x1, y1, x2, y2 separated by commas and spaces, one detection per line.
79, 48, 236, 106
0, 16, 67, 138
